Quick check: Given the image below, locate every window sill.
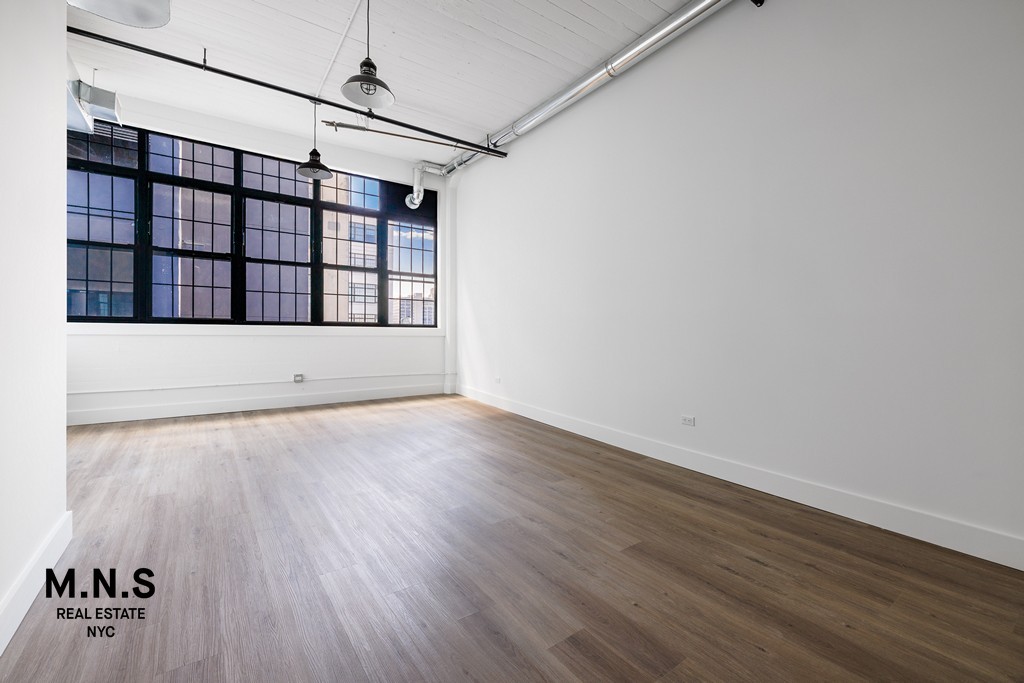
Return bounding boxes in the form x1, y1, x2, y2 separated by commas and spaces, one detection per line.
66, 322, 444, 338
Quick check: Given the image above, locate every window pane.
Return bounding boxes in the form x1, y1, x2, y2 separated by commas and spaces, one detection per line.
387, 220, 433, 276
149, 134, 234, 185
67, 170, 88, 207
320, 171, 381, 209
324, 268, 378, 324
68, 122, 138, 169
246, 291, 262, 319
214, 260, 231, 288
240, 153, 311, 198
246, 262, 310, 323
152, 184, 231, 254
388, 274, 435, 326
90, 215, 113, 243
244, 199, 309, 263
214, 147, 233, 167
88, 247, 111, 280
67, 171, 135, 245
113, 177, 134, 212
153, 285, 172, 317
323, 211, 377, 269
89, 175, 112, 209
68, 134, 88, 162
112, 250, 133, 282
153, 253, 172, 284
214, 288, 231, 318
151, 252, 230, 320
280, 265, 295, 293
67, 246, 133, 317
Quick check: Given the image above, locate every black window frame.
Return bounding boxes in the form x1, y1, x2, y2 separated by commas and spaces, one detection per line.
66, 163, 139, 319
66, 124, 438, 327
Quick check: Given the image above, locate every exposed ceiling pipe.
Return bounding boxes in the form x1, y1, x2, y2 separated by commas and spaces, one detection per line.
405, 162, 444, 209
441, 0, 751, 176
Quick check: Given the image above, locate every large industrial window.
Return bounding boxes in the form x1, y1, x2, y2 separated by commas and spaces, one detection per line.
66, 123, 437, 326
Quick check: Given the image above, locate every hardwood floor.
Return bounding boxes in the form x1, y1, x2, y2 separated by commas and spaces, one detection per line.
1, 395, 1021, 682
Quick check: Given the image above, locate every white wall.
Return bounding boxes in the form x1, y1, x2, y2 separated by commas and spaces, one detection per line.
68, 102, 452, 424
455, 0, 1024, 569
0, 0, 73, 656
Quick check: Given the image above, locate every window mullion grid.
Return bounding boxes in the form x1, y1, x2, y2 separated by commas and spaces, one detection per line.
66, 157, 140, 321
67, 126, 429, 327
311, 179, 324, 324
240, 197, 313, 325
231, 149, 246, 323
136, 130, 152, 321
377, 189, 390, 325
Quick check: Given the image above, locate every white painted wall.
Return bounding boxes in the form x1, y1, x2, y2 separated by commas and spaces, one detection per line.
67, 102, 451, 425
0, 0, 73, 656
454, 0, 1024, 569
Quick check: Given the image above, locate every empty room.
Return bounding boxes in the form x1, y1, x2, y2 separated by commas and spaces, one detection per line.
1, 0, 1023, 680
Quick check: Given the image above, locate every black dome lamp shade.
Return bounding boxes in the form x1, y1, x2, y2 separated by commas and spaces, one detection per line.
341, 0, 395, 109
297, 101, 333, 180
342, 57, 395, 109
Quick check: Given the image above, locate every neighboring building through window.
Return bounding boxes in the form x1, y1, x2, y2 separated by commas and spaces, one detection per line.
66, 123, 437, 326
387, 220, 436, 325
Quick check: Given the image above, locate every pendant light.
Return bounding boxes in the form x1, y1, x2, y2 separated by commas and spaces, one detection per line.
296, 101, 333, 180
341, 0, 395, 109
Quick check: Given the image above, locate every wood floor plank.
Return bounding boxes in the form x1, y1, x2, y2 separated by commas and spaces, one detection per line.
155, 654, 226, 683
1, 395, 1021, 682
550, 628, 654, 682
318, 564, 426, 683
456, 609, 573, 683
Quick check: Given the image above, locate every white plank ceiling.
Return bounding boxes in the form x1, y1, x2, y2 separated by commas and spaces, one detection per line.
67, 0, 692, 164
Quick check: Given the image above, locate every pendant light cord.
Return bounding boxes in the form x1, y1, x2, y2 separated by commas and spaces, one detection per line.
366, 0, 371, 58
312, 101, 318, 147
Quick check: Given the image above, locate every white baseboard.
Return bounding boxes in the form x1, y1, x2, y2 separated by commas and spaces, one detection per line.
68, 381, 445, 425
0, 511, 72, 657
458, 385, 1024, 572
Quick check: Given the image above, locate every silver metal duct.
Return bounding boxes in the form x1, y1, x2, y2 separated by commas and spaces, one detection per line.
67, 79, 124, 132
405, 163, 444, 209
76, 81, 123, 124
406, 166, 426, 209
441, 0, 738, 176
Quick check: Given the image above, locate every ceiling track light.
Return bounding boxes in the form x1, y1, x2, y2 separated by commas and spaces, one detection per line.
297, 101, 333, 180
341, 0, 395, 110
66, 26, 505, 158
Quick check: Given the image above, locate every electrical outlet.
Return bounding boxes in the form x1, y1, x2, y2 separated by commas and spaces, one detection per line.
293, 373, 304, 383
681, 415, 695, 427
495, 376, 501, 384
